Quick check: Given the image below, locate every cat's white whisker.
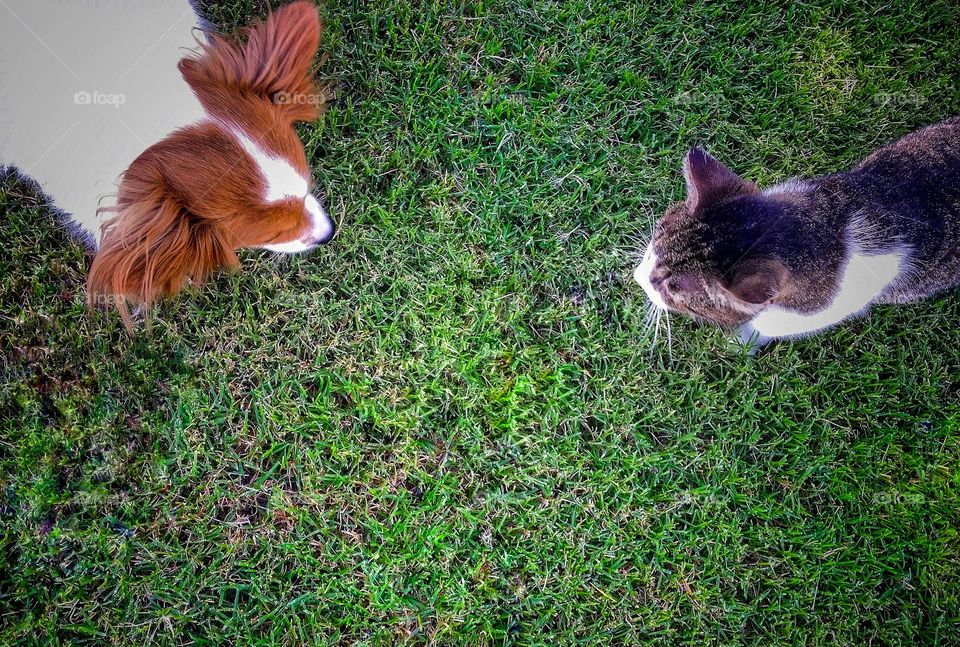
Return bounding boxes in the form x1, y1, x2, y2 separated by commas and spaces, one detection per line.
664, 309, 673, 362
649, 308, 661, 359
642, 303, 658, 333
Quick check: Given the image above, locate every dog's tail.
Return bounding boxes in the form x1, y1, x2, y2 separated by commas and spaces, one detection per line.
179, 1, 323, 123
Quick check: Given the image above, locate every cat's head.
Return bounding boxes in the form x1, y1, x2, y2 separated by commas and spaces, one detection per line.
635, 148, 794, 328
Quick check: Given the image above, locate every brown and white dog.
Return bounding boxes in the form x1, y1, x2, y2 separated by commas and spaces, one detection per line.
0, 0, 333, 328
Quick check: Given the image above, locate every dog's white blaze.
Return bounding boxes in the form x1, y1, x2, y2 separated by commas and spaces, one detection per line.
634, 242, 669, 310
749, 251, 902, 339
229, 129, 309, 202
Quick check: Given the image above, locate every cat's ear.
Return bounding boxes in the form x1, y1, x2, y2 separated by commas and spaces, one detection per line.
727, 259, 788, 305
683, 148, 757, 212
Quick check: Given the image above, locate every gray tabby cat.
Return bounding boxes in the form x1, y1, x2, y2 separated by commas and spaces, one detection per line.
635, 118, 960, 349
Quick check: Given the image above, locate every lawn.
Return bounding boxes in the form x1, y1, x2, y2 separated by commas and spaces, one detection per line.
2, 0, 960, 643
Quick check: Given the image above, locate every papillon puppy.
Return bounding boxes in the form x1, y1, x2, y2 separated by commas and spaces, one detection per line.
0, 0, 333, 328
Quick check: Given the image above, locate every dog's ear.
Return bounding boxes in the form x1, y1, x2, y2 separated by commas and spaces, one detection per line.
179, 0, 324, 123
87, 175, 238, 331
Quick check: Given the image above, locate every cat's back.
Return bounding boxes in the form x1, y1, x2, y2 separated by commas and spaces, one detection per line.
845, 118, 960, 302
856, 118, 960, 185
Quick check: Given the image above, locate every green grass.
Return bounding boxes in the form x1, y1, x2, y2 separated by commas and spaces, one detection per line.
3, 0, 960, 643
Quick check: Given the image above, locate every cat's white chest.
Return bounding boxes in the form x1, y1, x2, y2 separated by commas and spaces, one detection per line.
745, 250, 904, 341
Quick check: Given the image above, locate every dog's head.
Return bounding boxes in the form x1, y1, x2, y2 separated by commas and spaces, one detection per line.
88, 1, 332, 329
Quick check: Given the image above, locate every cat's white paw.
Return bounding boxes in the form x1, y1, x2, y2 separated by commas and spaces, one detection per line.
736, 324, 772, 355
